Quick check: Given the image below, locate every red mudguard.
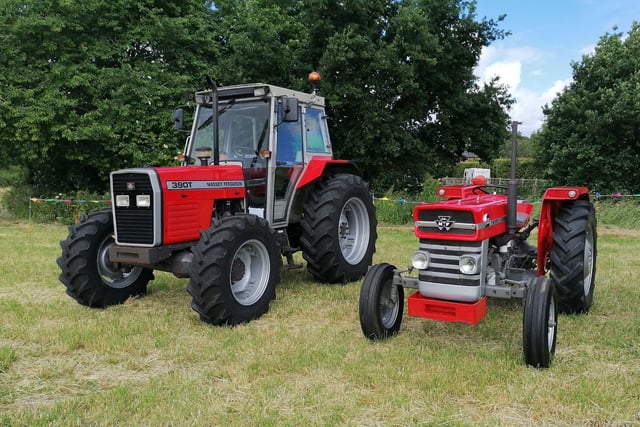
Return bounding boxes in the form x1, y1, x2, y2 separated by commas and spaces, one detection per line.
536, 186, 590, 275
295, 157, 359, 189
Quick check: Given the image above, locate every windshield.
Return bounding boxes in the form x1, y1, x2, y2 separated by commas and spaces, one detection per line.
189, 99, 270, 165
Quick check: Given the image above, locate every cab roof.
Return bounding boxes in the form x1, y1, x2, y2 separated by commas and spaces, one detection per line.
195, 83, 324, 107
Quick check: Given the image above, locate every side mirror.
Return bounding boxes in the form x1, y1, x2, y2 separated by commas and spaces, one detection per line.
282, 98, 299, 122
173, 108, 184, 130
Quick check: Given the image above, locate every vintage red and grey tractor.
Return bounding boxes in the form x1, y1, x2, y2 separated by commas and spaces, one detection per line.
58, 74, 377, 325
358, 123, 596, 368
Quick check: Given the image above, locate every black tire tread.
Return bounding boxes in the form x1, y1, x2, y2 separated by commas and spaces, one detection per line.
57, 209, 153, 307
359, 263, 403, 339
300, 174, 376, 283
549, 200, 597, 314
187, 214, 281, 326
523, 276, 557, 368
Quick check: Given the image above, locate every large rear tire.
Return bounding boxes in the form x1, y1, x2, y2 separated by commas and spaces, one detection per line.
187, 214, 282, 326
300, 174, 377, 283
549, 200, 597, 314
359, 263, 404, 339
57, 209, 154, 307
523, 276, 557, 368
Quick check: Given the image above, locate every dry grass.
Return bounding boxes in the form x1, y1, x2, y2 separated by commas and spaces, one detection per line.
0, 219, 639, 426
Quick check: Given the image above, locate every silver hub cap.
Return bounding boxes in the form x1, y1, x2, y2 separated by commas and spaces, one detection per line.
230, 239, 270, 306
338, 197, 370, 265
583, 226, 595, 295
547, 297, 557, 349
380, 281, 400, 328
97, 235, 144, 289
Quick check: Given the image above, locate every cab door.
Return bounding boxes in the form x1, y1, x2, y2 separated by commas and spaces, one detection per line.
272, 110, 303, 223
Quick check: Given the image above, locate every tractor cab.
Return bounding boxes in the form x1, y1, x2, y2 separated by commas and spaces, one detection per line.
179, 83, 332, 225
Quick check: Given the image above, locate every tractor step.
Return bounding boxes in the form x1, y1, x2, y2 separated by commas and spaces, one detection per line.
284, 253, 303, 270
407, 292, 487, 325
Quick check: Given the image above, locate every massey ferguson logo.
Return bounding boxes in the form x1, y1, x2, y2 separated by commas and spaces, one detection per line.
435, 215, 454, 231
126, 182, 136, 191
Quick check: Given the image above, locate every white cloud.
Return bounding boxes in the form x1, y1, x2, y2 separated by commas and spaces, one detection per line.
542, 79, 571, 101
475, 45, 572, 136
482, 61, 521, 91
580, 44, 596, 56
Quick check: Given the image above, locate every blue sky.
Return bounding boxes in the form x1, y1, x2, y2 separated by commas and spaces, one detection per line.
473, 0, 640, 135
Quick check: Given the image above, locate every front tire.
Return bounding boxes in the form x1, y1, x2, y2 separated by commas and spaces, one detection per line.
300, 174, 377, 283
187, 214, 282, 326
57, 209, 154, 307
523, 276, 557, 368
549, 200, 597, 314
359, 263, 404, 339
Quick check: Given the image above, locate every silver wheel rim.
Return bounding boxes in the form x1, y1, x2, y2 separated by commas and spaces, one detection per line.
338, 197, 370, 264
380, 281, 400, 329
230, 239, 270, 306
583, 224, 595, 295
547, 297, 557, 349
97, 235, 144, 289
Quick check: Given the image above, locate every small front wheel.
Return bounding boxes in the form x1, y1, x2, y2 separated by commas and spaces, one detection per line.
523, 276, 557, 368
359, 263, 404, 339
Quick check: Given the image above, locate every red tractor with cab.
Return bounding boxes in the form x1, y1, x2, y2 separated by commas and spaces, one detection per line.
358, 122, 596, 368
58, 74, 377, 325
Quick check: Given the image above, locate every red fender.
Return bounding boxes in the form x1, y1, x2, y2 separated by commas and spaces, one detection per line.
295, 157, 360, 189
536, 186, 590, 275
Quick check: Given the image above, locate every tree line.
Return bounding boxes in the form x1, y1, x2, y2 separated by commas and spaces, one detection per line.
0, 0, 512, 194
535, 22, 640, 195
1, 1, 638, 196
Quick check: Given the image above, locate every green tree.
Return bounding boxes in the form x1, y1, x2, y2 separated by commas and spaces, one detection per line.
311, 0, 514, 192
211, 0, 512, 193
536, 23, 640, 194
1, 0, 512, 195
0, 0, 218, 193
498, 132, 535, 158
211, 0, 310, 88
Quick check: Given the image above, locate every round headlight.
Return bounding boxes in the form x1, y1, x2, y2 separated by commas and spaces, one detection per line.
412, 251, 430, 270
459, 254, 480, 275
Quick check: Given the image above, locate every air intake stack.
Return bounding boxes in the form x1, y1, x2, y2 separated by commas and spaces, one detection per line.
507, 121, 521, 235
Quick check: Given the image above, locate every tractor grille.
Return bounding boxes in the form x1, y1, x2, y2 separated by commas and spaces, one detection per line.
111, 171, 157, 245
416, 209, 475, 235
418, 239, 484, 287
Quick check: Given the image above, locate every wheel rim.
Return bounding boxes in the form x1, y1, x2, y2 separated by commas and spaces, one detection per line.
583, 224, 595, 295
97, 235, 145, 289
379, 280, 400, 329
229, 239, 270, 306
547, 296, 557, 350
338, 197, 370, 264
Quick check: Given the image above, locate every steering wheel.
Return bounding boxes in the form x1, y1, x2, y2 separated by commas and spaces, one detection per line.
471, 185, 507, 195
232, 146, 256, 157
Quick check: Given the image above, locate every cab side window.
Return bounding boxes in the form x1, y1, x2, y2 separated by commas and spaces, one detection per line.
276, 119, 302, 164
305, 108, 331, 154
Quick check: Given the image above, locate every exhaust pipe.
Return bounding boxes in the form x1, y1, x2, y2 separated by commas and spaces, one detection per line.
507, 121, 520, 235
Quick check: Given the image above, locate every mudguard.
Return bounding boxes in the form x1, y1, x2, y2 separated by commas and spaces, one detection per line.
295, 157, 361, 189
536, 186, 590, 275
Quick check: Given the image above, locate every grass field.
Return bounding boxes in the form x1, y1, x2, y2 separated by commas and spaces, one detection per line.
1, 218, 639, 426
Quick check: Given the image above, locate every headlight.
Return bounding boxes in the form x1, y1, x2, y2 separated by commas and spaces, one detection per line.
411, 251, 430, 270
459, 254, 481, 275
115, 195, 130, 207
136, 195, 151, 208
